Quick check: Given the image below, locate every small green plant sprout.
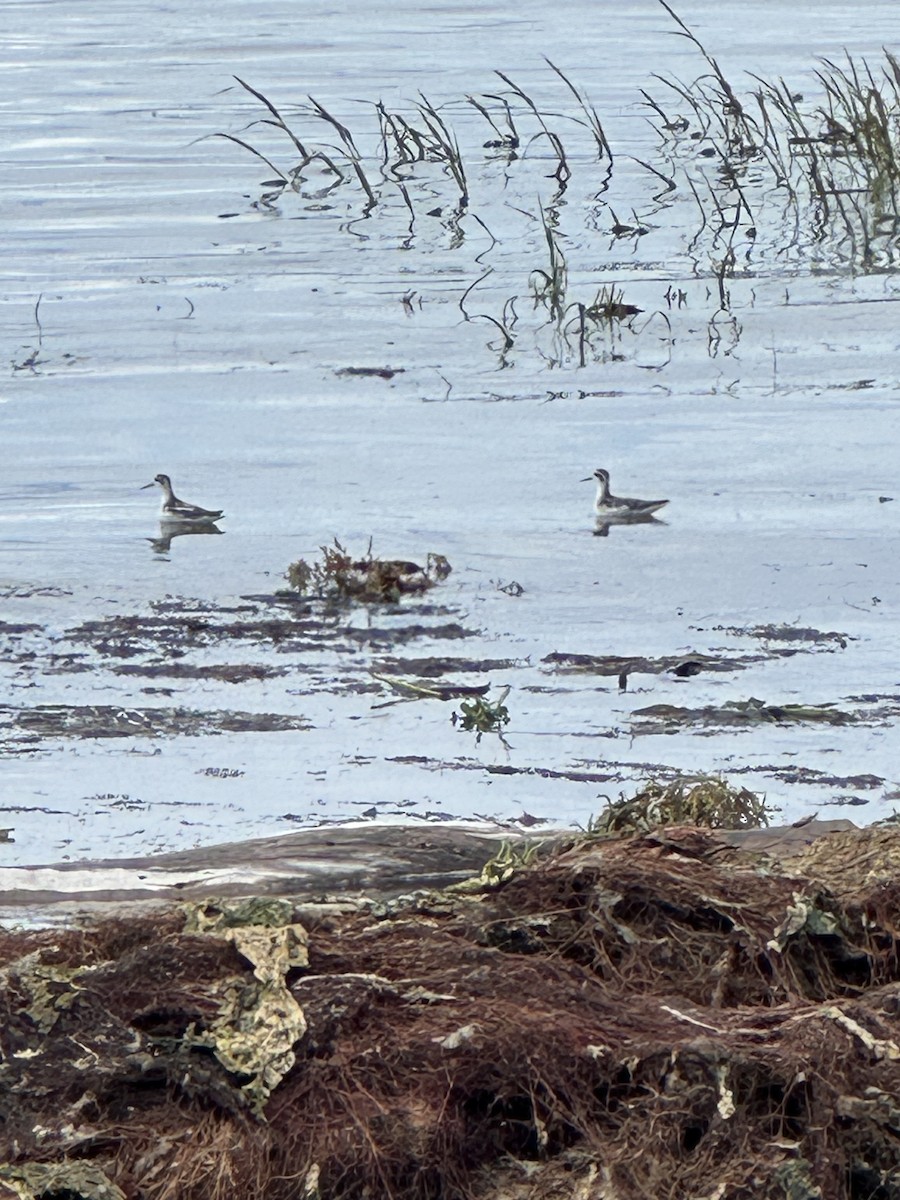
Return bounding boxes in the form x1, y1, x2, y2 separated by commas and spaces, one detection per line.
452, 686, 511, 743
448, 838, 541, 894
285, 539, 451, 603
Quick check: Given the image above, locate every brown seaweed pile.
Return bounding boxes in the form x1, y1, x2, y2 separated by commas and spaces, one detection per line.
3, 826, 900, 1198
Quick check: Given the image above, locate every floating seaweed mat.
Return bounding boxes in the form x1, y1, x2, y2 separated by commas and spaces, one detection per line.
2, 828, 900, 1198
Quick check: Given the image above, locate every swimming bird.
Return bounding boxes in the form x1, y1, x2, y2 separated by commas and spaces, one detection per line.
582, 467, 668, 519
141, 473, 224, 524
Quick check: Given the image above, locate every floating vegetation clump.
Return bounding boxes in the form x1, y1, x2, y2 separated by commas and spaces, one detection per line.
286, 539, 451, 603
452, 686, 511, 743
591, 774, 774, 834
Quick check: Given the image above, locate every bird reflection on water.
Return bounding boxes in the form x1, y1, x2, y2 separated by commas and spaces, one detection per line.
148, 523, 224, 556
593, 513, 667, 537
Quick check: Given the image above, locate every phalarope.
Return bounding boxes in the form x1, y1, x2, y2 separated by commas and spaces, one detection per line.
141, 473, 224, 524
582, 467, 668, 519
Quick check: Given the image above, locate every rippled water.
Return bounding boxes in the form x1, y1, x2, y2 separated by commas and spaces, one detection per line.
2, 0, 900, 865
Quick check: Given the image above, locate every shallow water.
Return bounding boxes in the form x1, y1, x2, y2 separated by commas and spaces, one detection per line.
2, 0, 900, 866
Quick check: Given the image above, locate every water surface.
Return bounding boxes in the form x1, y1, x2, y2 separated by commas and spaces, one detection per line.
3, 0, 900, 865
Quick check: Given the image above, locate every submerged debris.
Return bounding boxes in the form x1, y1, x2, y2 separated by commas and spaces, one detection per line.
716, 623, 850, 648
286, 540, 451, 603
542, 649, 766, 675
1, 704, 311, 743
542, 632, 850, 678
334, 365, 404, 379
631, 695, 858, 733
374, 655, 520, 678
